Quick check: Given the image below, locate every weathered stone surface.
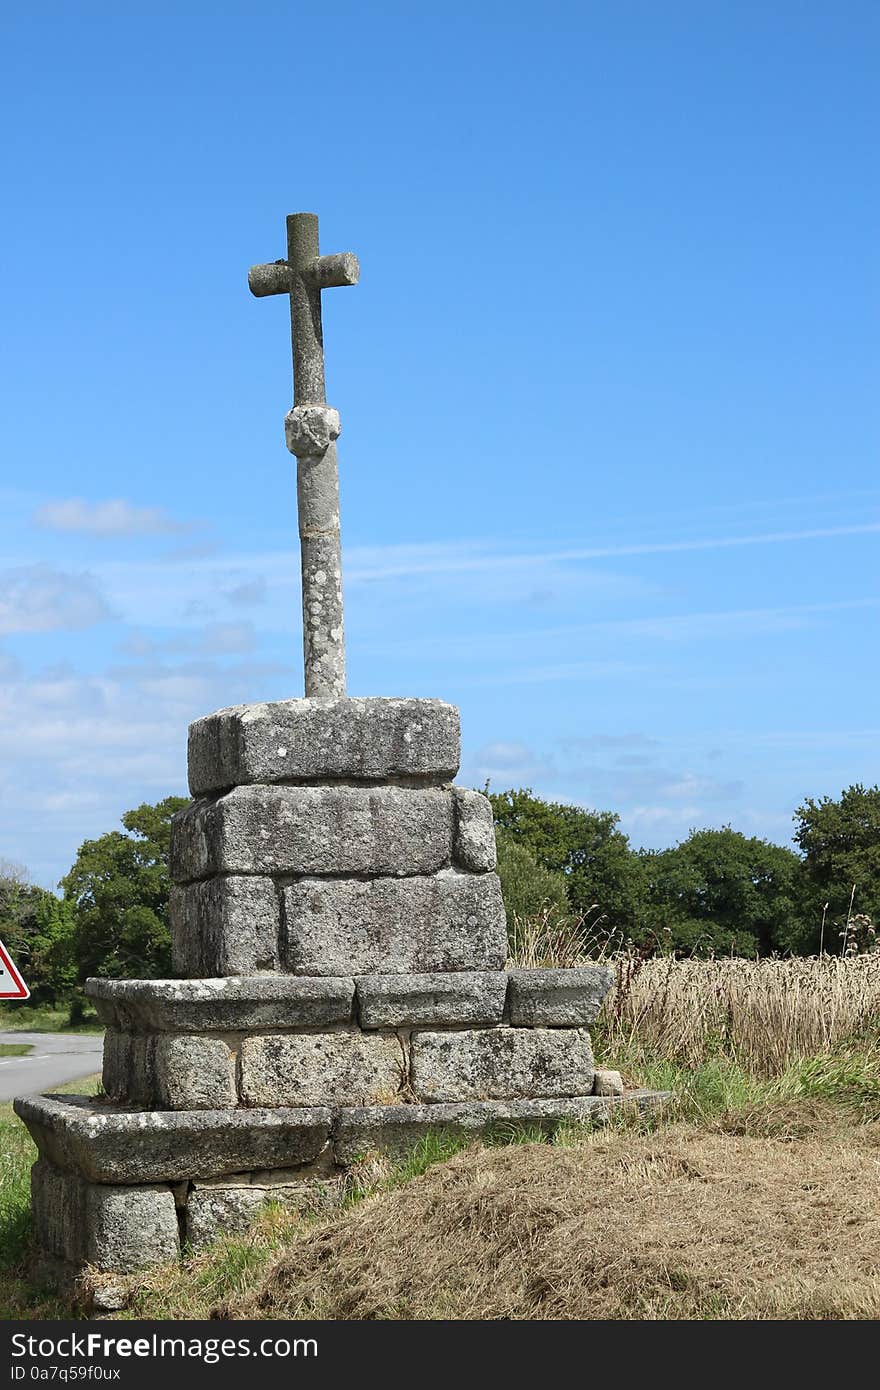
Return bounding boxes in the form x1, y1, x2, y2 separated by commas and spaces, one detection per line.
252, 215, 356, 701
300, 529, 345, 700
31, 1159, 81, 1264
241, 1031, 405, 1107
102, 1031, 156, 1105
410, 1027, 594, 1102
14, 1095, 332, 1183
453, 788, 497, 871
356, 971, 507, 1029
283, 869, 507, 975
170, 875, 279, 975
592, 1068, 625, 1097
169, 798, 210, 885
334, 1096, 618, 1163
284, 404, 341, 456
87, 1277, 130, 1313
31, 1161, 179, 1272
186, 1174, 342, 1250
186, 1184, 265, 1251
506, 966, 614, 1027
188, 697, 460, 794
154, 1035, 237, 1110
85, 1183, 180, 1272
101, 1029, 129, 1103
171, 784, 453, 882
297, 449, 341, 538
86, 975, 355, 1032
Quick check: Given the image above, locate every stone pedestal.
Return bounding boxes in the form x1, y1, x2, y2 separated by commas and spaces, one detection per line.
16, 696, 658, 1282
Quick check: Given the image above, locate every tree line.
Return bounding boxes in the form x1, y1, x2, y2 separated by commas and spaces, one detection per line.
492, 784, 880, 956
2, 784, 879, 1009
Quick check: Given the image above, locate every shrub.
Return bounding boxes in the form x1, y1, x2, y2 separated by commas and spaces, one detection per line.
495, 830, 571, 922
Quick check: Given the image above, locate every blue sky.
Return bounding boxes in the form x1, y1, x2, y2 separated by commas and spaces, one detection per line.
1, 2, 877, 888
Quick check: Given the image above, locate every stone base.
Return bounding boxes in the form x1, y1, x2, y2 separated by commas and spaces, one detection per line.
19, 694, 668, 1294
16, 1089, 668, 1284
168, 698, 503, 981
86, 969, 615, 1111
187, 697, 461, 795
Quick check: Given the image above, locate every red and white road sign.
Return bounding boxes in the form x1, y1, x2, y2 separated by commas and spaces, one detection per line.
0, 938, 29, 999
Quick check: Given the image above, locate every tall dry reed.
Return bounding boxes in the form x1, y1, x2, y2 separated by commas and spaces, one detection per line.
599, 953, 880, 1073
508, 910, 880, 1074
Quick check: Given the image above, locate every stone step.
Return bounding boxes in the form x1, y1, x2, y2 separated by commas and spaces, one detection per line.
23, 1088, 671, 1284
356, 970, 508, 1029
15, 1090, 670, 1185
171, 784, 458, 883
86, 973, 358, 1032
14, 1094, 332, 1184
334, 1091, 669, 1161
97, 1022, 598, 1111
188, 696, 461, 795
87, 965, 613, 1033
282, 869, 507, 976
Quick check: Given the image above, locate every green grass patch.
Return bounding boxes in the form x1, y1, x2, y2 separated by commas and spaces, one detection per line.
0, 1004, 102, 1034
606, 1042, 880, 1125
0, 1075, 101, 1320
384, 1130, 471, 1185
0, 1097, 37, 1274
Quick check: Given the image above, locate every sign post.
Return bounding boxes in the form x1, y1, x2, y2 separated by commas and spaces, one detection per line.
0, 939, 29, 999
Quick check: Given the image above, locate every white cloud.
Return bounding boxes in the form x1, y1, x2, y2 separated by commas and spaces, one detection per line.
0, 565, 112, 634
0, 652, 298, 886
33, 498, 186, 538
565, 760, 743, 807
330, 522, 880, 581
201, 622, 257, 655
467, 740, 556, 787
551, 521, 880, 563
623, 804, 707, 842
80, 526, 880, 655
225, 577, 268, 606
663, 772, 744, 801
621, 802, 798, 851
561, 733, 660, 751
117, 622, 258, 660
0, 647, 19, 678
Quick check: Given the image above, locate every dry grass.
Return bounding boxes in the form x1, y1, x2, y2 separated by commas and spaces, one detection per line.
507, 906, 604, 967
509, 912, 880, 1074
600, 953, 880, 1074
9, 949, 880, 1320
211, 1106, 880, 1320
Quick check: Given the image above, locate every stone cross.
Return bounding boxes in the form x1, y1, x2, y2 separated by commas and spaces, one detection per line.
249, 213, 359, 699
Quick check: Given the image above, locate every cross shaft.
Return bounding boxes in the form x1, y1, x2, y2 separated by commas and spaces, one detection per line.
249, 213, 359, 699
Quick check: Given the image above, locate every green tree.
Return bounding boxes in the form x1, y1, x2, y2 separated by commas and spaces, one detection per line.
0, 861, 33, 967
489, 788, 646, 932
0, 861, 77, 1002
29, 895, 79, 999
60, 797, 188, 982
794, 784, 880, 944
495, 829, 571, 922
643, 827, 807, 955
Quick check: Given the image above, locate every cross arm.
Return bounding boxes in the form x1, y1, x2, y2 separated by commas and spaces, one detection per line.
248, 252, 359, 298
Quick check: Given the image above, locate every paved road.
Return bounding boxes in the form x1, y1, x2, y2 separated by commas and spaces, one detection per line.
0, 1031, 104, 1101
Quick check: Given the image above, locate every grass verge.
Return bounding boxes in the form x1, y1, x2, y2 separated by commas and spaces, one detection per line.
0, 1076, 100, 1320
4, 1036, 880, 1319
0, 1005, 102, 1034
97, 1049, 880, 1321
